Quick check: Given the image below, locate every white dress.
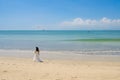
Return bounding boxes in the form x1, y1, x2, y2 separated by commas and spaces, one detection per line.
33, 51, 43, 62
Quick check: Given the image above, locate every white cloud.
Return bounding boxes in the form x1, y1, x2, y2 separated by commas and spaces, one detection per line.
61, 17, 120, 26
100, 17, 111, 23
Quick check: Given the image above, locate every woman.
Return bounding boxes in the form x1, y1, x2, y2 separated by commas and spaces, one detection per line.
33, 47, 43, 62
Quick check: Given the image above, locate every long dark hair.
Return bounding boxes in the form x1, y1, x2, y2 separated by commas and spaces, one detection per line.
35, 47, 39, 52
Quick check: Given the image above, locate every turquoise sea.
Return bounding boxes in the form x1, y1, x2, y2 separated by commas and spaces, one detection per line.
0, 30, 120, 55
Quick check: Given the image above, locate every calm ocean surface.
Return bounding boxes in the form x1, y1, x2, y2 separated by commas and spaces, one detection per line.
0, 30, 120, 55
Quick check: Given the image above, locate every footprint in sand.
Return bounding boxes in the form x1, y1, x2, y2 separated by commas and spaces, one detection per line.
3, 70, 7, 73
1, 63, 4, 64
56, 79, 61, 80
12, 64, 16, 65
1, 79, 6, 80
41, 73, 49, 78
71, 76, 78, 79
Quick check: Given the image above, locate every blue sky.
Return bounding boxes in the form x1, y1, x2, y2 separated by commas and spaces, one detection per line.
0, 0, 120, 30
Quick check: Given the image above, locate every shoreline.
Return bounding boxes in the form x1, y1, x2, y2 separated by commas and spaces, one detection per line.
0, 49, 120, 61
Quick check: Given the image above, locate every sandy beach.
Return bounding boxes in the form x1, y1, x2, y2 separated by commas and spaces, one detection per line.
0, 50, 120, 80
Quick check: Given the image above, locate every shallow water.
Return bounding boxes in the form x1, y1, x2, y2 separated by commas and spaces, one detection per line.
0, 30, 120, 55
